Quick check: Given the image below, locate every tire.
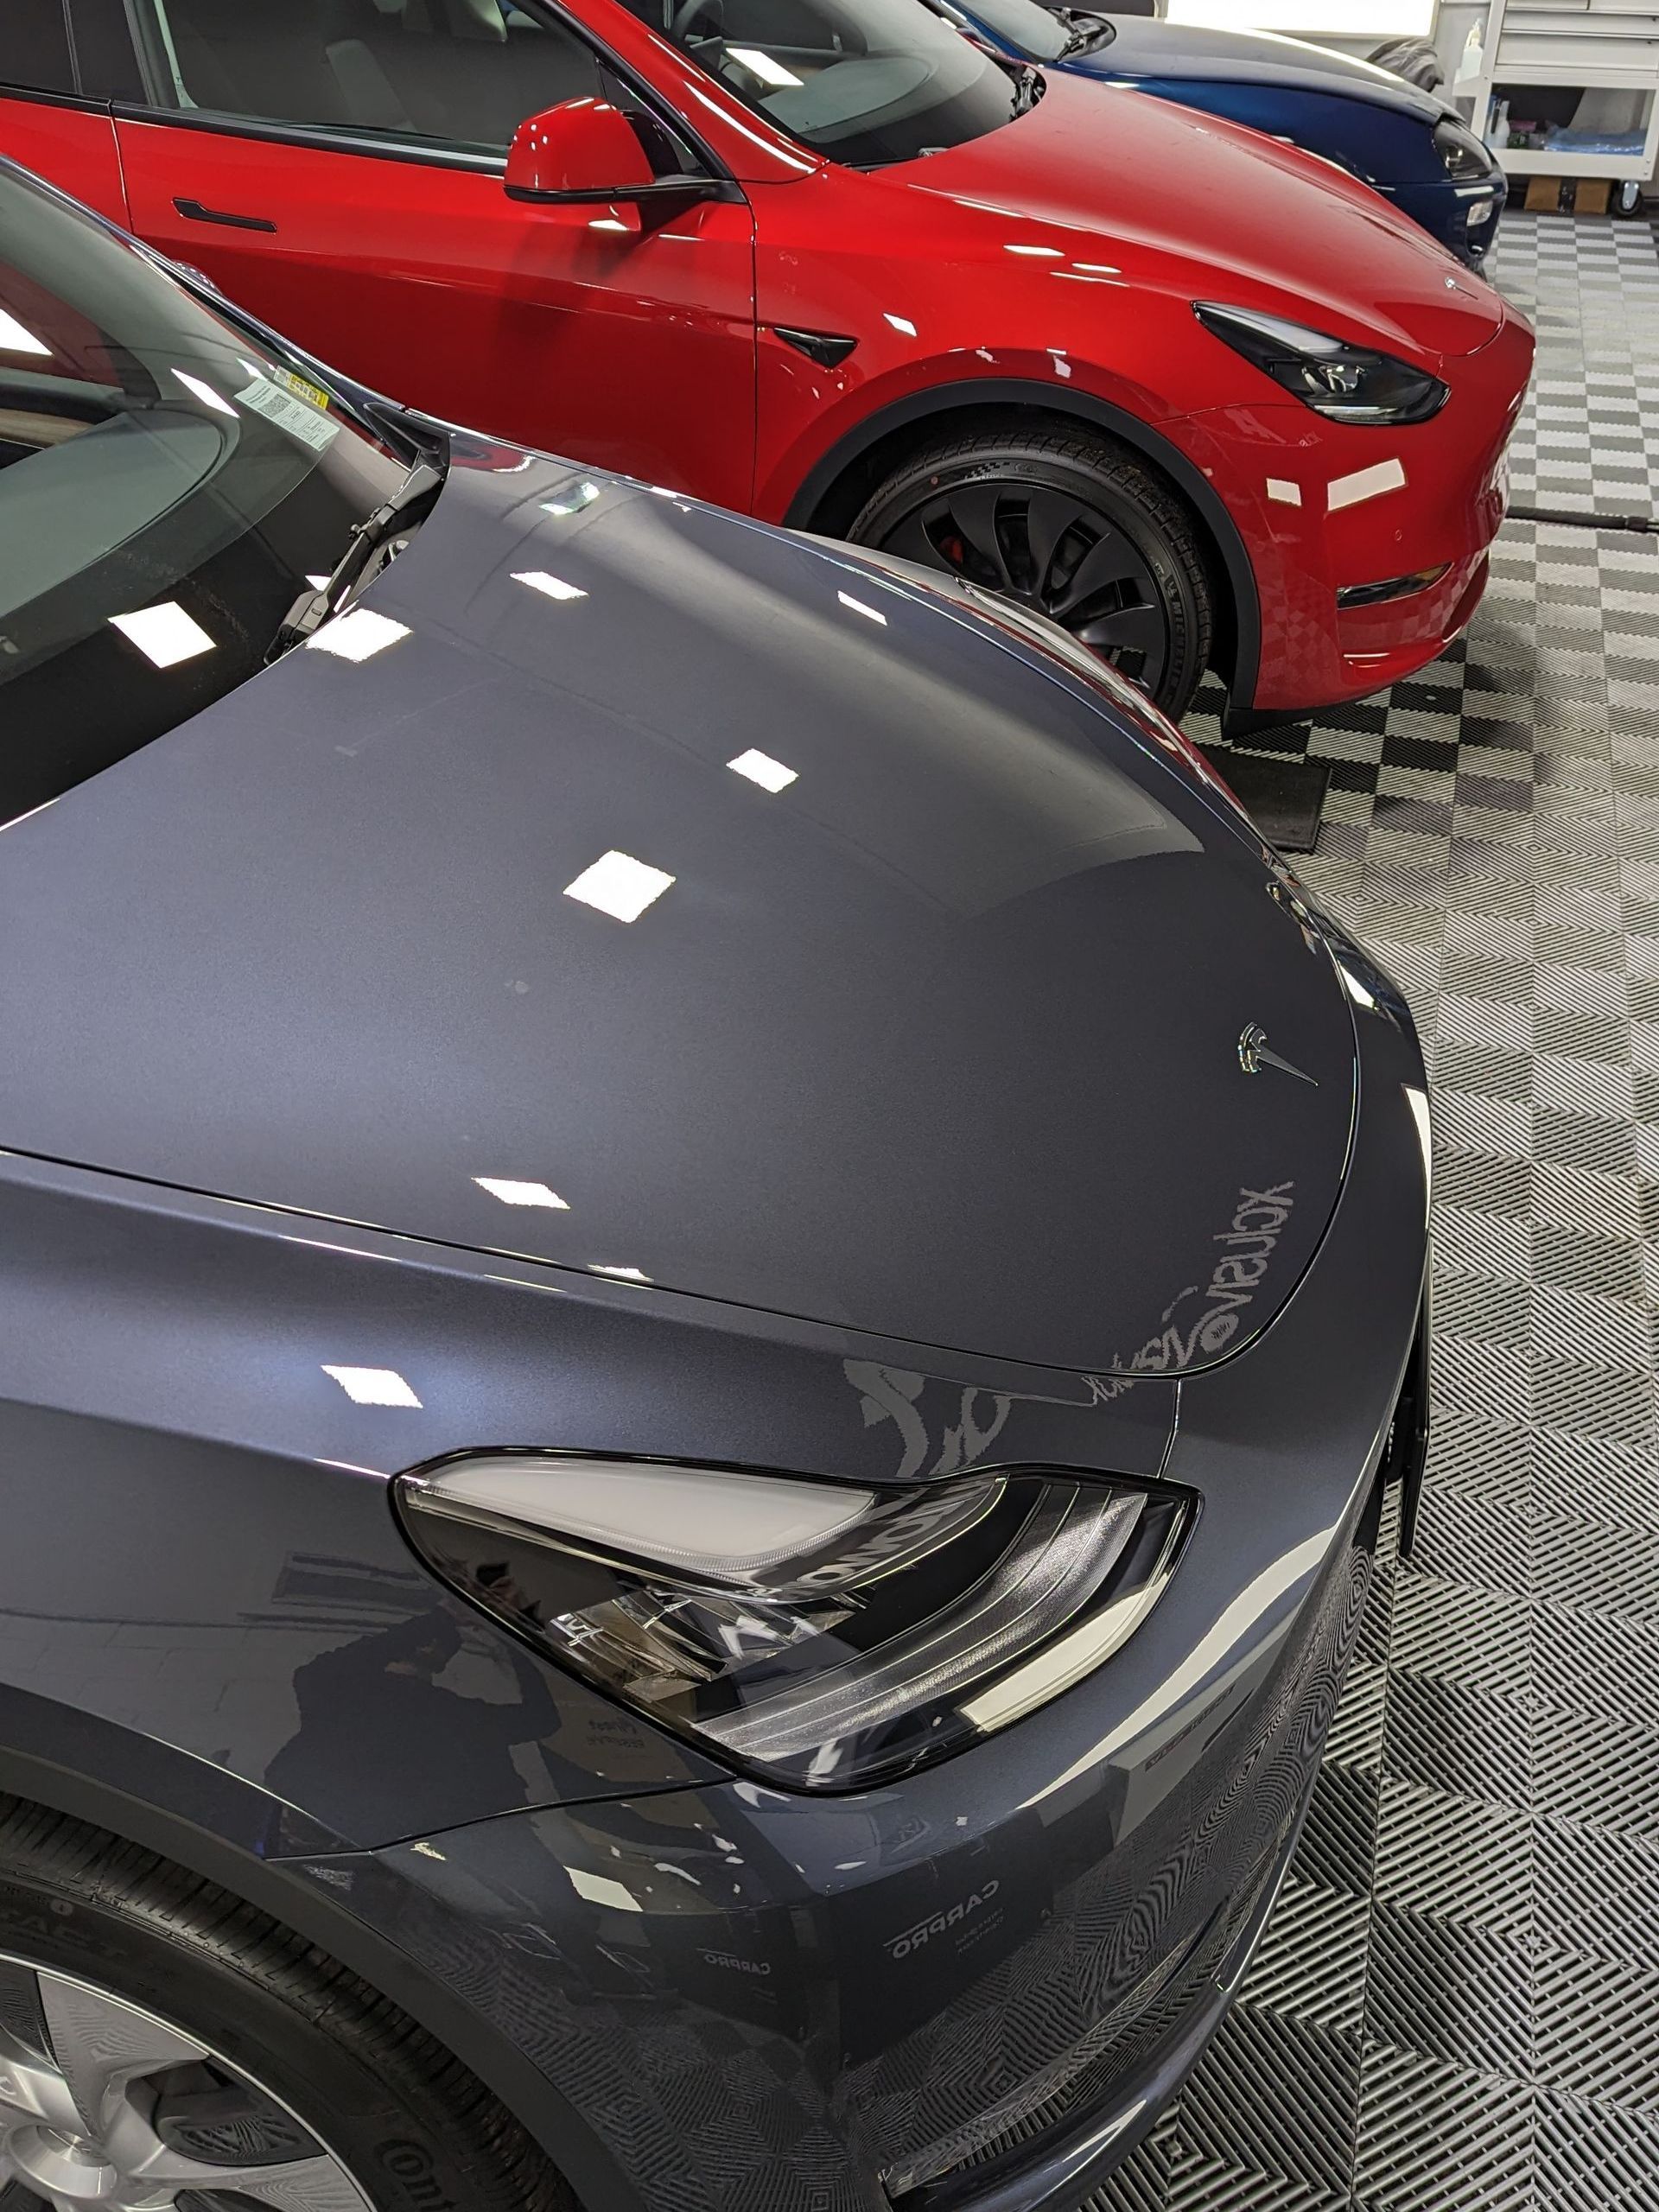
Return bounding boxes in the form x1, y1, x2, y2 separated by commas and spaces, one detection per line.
848, 426, 1214, 721
0, 1796, 569, 2212
1613, 180, 1645, 217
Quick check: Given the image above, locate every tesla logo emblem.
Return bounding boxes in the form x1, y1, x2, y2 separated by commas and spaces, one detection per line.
1238, 1023, 1317, 1087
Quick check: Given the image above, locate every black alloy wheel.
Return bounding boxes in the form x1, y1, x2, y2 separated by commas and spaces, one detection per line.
849, 426, 1214, 721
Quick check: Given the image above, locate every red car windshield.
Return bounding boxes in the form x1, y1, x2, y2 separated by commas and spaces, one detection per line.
618, 0, 1037, 163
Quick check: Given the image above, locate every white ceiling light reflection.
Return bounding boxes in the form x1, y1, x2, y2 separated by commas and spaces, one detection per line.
514, 570, 588, 602
726, 45, 803, 84
884, 313, 918, 337
474, 1177, 570, 1210
322, 1364, 423, 1408
837, 591, 887, 626
728, 748, 797, 793
109, 602, 216, 668
542, 481, 601, 518
171, 368, 237, 416
306, 607, 410, 661
564, 849, 675, 923
590, 1263, 651, 1282
1004, 243, 1063, 257
0, 309, 49, 357
1338, 963, 1376, 1011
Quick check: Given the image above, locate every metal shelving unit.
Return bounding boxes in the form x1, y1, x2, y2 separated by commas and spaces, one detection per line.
1455, 0, 1659, 186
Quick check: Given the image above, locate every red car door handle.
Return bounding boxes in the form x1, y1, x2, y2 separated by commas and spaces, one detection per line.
173, 197, 277, 234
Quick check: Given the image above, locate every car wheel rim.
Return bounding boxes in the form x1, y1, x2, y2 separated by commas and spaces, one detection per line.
0, 1956, 374, 2210
869, 477, 1173, 694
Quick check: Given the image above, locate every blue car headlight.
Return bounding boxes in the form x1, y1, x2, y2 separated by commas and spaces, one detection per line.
397, 1452, 1190, 1789
1434, 115, 1497, 183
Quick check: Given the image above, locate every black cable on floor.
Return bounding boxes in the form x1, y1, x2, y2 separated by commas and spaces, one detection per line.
1507, 500, 1659, 533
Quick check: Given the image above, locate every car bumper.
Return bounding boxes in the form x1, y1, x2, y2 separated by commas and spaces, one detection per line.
338, 952, 1429, 2212
1171, 303, 1533, 714
899, 1754, 1319, 2212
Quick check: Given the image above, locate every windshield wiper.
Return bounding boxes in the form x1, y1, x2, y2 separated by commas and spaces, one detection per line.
268, 456, 446, 660
1010, 60, 1044, 111
1058, 10, 1116, 54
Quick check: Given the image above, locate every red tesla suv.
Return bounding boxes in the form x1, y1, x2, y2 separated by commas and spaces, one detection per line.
2, 0, 1532, 721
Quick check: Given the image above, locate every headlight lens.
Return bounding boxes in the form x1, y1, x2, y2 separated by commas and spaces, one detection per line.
397, 1454, 1189, 1789
1434, 116, 1496, 182
1194, 302, 1448, 425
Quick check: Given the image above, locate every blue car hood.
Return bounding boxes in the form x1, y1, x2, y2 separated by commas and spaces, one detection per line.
1055, 14, 1449, 120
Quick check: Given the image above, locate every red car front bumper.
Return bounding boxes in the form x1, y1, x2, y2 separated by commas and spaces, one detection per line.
1170, 304, 1533, 715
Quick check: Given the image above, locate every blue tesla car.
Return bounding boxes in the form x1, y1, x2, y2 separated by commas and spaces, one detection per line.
932, 0, 1504, 265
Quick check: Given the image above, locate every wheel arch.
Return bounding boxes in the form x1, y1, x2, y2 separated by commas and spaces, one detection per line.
0, 1727, 638, 2212
783, 378, 1260, 706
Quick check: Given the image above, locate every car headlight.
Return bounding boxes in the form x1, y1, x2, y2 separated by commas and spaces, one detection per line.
396, 1454, 1190, 1789
1193, 302, 1448, 425
1434, 116, 1496, 182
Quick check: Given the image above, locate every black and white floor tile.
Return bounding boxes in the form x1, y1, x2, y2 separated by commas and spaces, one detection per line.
1103, 212, 1659, 2209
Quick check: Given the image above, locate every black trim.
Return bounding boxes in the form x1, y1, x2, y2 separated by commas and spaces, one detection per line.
113, 100, 512, 172
1381, 1293, 1430, 1560
1335, 563, 1449, 610
773, 327, 858, 368
174, 194, 276, 232
0, 79, 106, 111
781, 378, 1262, 711
505, 175, 733, 206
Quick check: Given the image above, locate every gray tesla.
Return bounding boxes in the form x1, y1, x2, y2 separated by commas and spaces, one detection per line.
0, 157, 1429, 2212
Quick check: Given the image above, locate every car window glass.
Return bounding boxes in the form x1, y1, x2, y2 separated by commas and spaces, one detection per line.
143, 0, 609, 156
931, 0, 1073, 64
66, 0, 149, 99
0, 164, 411, 827
2, 2, 77, 93
613, 0, 1029, 164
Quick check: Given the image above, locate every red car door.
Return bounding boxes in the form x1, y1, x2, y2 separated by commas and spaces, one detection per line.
109, 0, 757, 506
0, 1, 131, 226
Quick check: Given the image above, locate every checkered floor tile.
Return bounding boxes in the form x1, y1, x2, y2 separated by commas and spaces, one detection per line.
1101, 213, 1659, 2209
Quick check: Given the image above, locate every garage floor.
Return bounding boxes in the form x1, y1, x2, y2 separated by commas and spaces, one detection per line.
1105, 213, 1659, 2210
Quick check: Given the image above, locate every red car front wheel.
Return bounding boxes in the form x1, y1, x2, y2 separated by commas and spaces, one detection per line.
849, 426, 1214, 721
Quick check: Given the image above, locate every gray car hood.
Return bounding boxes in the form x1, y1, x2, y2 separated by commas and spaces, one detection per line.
1094, 16, 1450, 121
0, 448, 1357, 1375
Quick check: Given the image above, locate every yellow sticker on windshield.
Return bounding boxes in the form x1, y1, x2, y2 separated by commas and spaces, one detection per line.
236, 374, 339, 454
269, 366, 330, 414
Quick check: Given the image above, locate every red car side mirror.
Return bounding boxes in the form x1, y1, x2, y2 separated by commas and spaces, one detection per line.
505, 98, 659, 203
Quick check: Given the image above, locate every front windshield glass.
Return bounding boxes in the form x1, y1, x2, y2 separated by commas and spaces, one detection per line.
617, 0, 1036, 163
932, 0, 1071, 62
0, 168, 414, 830
940, 0, 1116, 61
